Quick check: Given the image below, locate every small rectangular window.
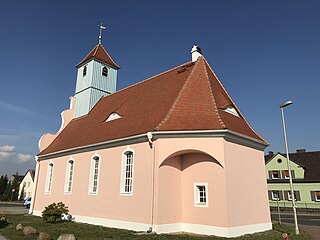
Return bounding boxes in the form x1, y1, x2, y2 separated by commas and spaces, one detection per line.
271, 170, 280, 179
282, 170, 289, 179
288, 191, 299, 201
102, 66, 108, 77
315, 191, 320, 202
194, 183, 208, 207
271, 191, 279, 201
83, 66, 87, 77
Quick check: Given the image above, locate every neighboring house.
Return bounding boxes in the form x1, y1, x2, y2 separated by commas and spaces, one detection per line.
265, 150, 320, 210
30, 39, 271, 237
7, 174, 24, 186
18, 170, 35, 200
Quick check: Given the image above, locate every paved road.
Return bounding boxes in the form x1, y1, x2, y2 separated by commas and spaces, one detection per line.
271, 213, 320, 226
0, 202, 28, 215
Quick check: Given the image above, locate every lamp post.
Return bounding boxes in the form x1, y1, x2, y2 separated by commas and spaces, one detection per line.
280, 100, 299, 235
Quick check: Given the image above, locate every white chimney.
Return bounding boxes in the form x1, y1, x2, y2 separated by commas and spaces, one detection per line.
191, 45, 203, 62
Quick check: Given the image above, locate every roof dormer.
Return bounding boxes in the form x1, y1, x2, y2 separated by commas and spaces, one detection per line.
222, 105, 240, 117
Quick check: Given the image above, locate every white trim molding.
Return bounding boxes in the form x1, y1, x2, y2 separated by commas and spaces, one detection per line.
44, 161, 54, 194
120, 147, 135, 196
64, 157, 75, 194
88, 153, 101, 195
30, 211, 271, 238
194, 182, 208, 207
73, 214, 149, 232
31, 210, 42, 216
38, 129, 268, 160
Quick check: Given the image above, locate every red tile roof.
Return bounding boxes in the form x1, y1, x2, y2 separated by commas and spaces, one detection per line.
76, 44, 120, 69
39, 57, 266, 156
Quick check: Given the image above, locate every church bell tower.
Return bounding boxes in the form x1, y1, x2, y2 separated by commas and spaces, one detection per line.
74, 24, 120, 118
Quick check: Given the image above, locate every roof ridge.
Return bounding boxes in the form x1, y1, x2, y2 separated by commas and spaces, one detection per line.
100, 61, 193, 101
201, 57, 226, 129
203, 58, 268, 144
93, 44, 99, 56
100, 44, 120, 69
154, 60, 200, 130
76, 45, 99, 66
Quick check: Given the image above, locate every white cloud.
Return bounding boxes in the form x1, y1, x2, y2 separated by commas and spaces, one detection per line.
0, 145, 15, 151
0, 151, 14, 158
0, 145, 33, 163
16, 154, 33, 163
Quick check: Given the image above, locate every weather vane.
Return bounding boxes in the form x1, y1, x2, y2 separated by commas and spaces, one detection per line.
98, 23, 106, 44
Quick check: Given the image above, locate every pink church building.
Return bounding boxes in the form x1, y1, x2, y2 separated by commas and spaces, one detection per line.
31, 39, 271, 237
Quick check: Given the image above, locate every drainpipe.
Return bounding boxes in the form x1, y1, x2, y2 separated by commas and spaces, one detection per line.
147, 132, 156, 233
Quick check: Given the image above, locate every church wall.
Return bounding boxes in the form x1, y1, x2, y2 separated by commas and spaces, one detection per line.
33, 142, 154, 225
181, 153, 228, 227
157, 155, 182, 224
224, 140, 271, 228
154, 138, 228, 227
33, 136, 271, 235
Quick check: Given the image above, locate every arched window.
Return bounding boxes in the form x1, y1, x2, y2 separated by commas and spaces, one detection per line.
45, 162, 54, 193
64, 159, 75, 193
102, 66, 108, 77
120, 151, 134, 195
89, 156, 100, 194
83, 66, 87, 77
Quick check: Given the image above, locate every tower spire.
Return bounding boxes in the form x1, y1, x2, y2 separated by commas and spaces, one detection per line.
98, 23, 106, 44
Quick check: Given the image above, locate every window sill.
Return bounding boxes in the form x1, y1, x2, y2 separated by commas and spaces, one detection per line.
195, 203, 208, 208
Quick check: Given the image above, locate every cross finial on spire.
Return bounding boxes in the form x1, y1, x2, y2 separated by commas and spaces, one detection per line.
98, 23, 106, 44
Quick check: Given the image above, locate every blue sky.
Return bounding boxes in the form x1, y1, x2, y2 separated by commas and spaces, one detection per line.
0, 0, 319, 176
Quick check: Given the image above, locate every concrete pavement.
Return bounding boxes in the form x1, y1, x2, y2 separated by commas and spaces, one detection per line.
0, 201, 28, 215
299, 224, 320, 240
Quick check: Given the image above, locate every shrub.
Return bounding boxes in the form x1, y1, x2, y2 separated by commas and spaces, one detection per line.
42, 202, 69, 223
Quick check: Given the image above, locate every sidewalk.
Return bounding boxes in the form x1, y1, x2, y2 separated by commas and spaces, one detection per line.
300, 224, 320, 240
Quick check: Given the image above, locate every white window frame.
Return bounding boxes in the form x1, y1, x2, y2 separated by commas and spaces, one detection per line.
283, 170, 290, 179
64, 158, 75, 194
88, 154, 100, 195
82, 65, 87, 77
271, 170, 280, 179
315, 191, 320, 202
271, 191, 280, 201
194, 183, 208, 207
288, 191, 297, 201
101, 66, 108, 77
45, 161, 54, 193
223, 105, 240, 117
105, 112, 121, 122
120, 148, 134, 196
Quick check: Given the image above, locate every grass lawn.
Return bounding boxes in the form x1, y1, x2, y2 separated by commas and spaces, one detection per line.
0, 214, 311, 240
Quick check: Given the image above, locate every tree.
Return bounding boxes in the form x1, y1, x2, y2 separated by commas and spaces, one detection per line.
0, 175, 8, 201
3, 175, 19, 201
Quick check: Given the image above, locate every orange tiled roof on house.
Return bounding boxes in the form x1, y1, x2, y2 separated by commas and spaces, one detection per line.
76, 44, 120, 69
39, 56, 266, 156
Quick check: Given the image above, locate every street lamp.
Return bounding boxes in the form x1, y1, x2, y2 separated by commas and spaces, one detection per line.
280, 100, 299, 235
